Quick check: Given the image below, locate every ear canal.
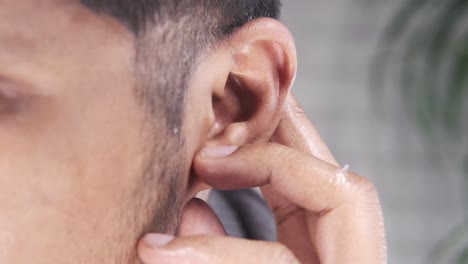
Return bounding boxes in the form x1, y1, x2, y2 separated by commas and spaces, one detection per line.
226, 74, 259, 123
209, 74, 258, 139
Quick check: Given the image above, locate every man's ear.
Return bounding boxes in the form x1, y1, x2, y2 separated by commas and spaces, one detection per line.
206, 18, 297, 146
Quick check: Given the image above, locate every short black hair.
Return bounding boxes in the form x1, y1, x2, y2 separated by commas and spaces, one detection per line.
81, 0, 282, 133
80, 0, 281, 35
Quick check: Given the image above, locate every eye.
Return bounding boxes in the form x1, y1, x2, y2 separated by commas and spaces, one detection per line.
0, 94, 8, 112
0, 78, 25, 114
0, 91, 15, 114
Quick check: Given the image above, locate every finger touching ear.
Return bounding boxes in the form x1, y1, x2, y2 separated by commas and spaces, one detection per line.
182, 18, 297, 217
208, 18, 297, 146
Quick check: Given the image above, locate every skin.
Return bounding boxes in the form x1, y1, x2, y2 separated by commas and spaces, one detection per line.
139, 97, 388, 264
0, 1, 206, 263
0, 1, 387, 263
138, 16, 388, 264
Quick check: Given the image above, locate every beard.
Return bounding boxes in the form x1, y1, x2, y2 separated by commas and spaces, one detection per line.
118, 136, 188, 264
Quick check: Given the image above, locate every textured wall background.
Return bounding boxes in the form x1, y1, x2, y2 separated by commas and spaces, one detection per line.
281, 1, 466, 263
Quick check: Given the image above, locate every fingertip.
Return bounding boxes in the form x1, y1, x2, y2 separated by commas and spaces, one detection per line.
142, 234, 175, 248
137, 237, 161, 264
193, 151, 225, 181
192, 153, 215, 178
194, 144, 274, 190
200, 146, 239, 159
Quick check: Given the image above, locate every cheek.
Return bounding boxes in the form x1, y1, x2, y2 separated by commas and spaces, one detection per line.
0, 3, 150, 261
0, 89, 148, 262
0, 230, 15, 260
0, 143, 81, 262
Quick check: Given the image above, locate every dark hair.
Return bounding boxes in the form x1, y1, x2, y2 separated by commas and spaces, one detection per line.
81, 0, 282, 134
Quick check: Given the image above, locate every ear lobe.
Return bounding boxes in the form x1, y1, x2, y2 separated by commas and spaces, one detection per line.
207, 18, 297, 146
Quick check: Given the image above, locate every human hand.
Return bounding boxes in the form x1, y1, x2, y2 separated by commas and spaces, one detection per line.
137, 95, 387, 264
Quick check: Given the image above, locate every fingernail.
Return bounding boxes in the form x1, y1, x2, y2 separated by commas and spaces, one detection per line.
143, 234, 174, 248
201, 146, 239, 159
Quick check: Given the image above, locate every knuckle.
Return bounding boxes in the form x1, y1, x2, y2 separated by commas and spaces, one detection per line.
265, 143, 296, 161
348, 172, 379, 199
262, 143, 296, 163
271, 204, 303, 226
263, 142, 287, 154
270, 243, 300, 264
293, 105, 309, 120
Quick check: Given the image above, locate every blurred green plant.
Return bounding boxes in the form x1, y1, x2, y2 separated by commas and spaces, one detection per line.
372, 0, 467, 137
371, 0, 467, 262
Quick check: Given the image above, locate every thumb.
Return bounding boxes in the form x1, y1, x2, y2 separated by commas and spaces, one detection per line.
138, 235, 299, 264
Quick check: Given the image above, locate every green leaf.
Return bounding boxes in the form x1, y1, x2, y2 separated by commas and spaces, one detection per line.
457, 246, 468, 264
444, 35, 468, 133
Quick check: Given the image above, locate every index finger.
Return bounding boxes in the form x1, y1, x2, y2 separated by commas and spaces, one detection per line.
273, 95, 339, 166
193, 144, 387, 263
